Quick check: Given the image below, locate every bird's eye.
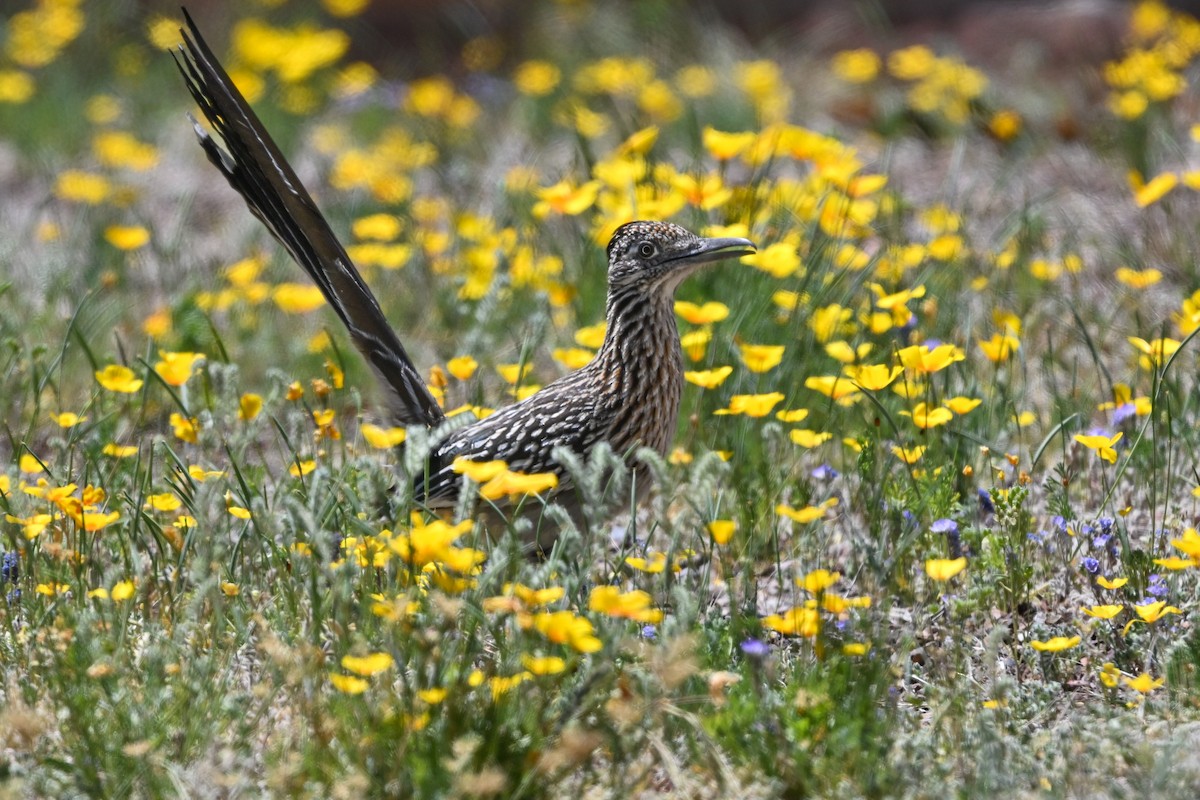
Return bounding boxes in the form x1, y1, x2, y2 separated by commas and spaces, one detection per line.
638, 242, 656, 258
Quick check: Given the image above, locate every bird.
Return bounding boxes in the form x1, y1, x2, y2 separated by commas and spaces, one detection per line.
173, 11, 756, 547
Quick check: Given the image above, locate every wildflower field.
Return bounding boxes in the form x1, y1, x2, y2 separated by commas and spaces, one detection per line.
6, 0, 1200, 795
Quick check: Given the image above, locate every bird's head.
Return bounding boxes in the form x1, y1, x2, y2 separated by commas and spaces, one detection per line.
605, 221, 756, 296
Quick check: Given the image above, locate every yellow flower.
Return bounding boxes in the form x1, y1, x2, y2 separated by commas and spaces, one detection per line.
1096, 576, 1128, 590
142, 308, 171, 338
896, 343, 965, 373
496, 363, 531, 384
94, 131, 159, 171
221, 581, 240, 597
893, 445, 927, 465
701, 127, 755, 160
104, 225, 151, 251
776, 502, 833, 524
521, 654, 566, 675
238, 393, 263, 422
228, 506, 251, 520
50, 412, 86, 428
804, 376, 861, 403
798, 569, 840, 594
1081, 604, 1123, 619
707, 519, 736, 545
904, 402, 953, 430
154, 351, 204, 387
680, 329, 711, 362
1151, 556, 1195, 570
589, 586, 663, 623
945, 396, 982, 414
925, 557, 966, 581
341, 652, 395, 676
110, 580, 136, 602
625, 552, 668, 573
513, 60, 561, 96
789, 430, 833, 448
55, 170, 111, 204
1115, 266, 1162, 289
479, 469, 558, 501
684, 366, 733, 389
741, 242, 802, 279
453, 458, 509, 482
737, 343, 786, 373
1170, 528, 1200, 558
532, 610, 602, 653
144, 493, 182, 513
189, 465, 224, 482
988, 109, 1022, 141
978, 333, 1020, 363
713, 392, 785, 418
763, 607, 820, 637
775, 408, 809, 423
552, 348, 594, 370
0, 70, 34, 104
809, 304, 853, 342
95, 364, 144, 394
674, 301, 729, 325
446, 355, 478, 380
1133, 600, 1181, 624
329, 673, 370, 694
1122, 672, 1164, 694
273, 283, 326, 313
831, 48, 880, 83
1074, 432, 1122, 464
1131, 171, 1177, 207
352, 213, 402, 241
1099, 662, 1120, 688
843, 363, 902, 391
102, 443, 138, 458
533, 179, 601, 217
289, 460, 316, 477
888, 45, 937, 80
170, 413, 199, 444
824, 341, 872, 364
322, 0, 371, 18
361, 423, 406, 449
1030, 635, 1080, 652
675, 64, 716, 98
1127, 336, 1180, 368
575, 321, 607, 349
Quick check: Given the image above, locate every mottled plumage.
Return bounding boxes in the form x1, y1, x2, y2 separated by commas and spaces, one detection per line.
174, 14, 756, 543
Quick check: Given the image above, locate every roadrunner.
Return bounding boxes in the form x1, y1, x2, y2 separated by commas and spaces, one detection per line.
174, 12, 756, 542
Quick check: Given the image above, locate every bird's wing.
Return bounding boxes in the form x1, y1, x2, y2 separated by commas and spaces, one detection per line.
173, 10, 445, 428
417, 376, 608, 507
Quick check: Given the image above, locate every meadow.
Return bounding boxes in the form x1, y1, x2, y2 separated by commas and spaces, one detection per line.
3, 0, 1200, 796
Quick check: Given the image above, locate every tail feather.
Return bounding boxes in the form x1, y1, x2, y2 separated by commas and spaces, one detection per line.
173, 9, 445, 429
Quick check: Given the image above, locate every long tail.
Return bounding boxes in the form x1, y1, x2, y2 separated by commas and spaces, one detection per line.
173, 9, 446, 429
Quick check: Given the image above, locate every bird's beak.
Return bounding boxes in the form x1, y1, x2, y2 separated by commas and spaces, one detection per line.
667, 236, 757, 266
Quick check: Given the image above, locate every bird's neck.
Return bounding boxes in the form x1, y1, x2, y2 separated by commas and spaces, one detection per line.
590, 285, 683, 456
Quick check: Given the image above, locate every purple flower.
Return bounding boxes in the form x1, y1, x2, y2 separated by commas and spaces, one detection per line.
977, 489, 995, 514
1081, 557, 1100, 575
641, 625, 657, 639
812, 464, 839, 480
1111, 403, 1137, 424
740, 638, 769, 659
1147, 574, 1168, 598
1, 552, 16, 583
931, 518, 958, 535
